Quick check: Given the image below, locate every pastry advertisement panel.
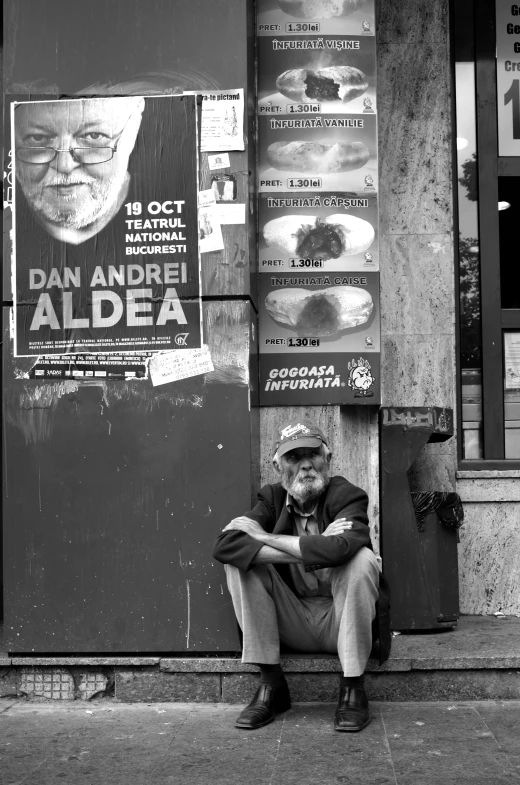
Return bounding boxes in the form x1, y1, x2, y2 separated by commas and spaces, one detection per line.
258, 270, 380, 354
256, 0, 379, 405
259, 192, 378, 272
258, 112, 377, 193
257, 0, 375, 38
258, 35, 376, 115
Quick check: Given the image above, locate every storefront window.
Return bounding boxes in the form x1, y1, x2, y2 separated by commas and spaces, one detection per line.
453, 0, 520, 465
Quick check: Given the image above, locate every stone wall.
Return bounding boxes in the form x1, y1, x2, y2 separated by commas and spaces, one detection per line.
457, 471, 520, 614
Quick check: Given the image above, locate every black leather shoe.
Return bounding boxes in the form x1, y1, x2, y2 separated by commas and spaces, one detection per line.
235, 682, 291, 729
334, 685, 371, 732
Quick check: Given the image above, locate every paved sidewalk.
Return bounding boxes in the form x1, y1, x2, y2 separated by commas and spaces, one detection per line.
2, 698, 519, 785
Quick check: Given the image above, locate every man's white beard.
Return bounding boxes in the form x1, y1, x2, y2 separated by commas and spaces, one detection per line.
21, 171, 128, 230
282, 468, 330, 507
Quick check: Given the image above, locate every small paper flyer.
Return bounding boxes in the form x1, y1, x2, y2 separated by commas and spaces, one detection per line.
200, 89, 245, 152
198, 204, 224, 253
208, 153, 230, 170
149, 346, 214, 386
504, 332, 520, 389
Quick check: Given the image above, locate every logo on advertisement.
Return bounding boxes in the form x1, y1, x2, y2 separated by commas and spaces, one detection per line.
362, 96, 374, 113
175, 333, 189, 346
280, 423, 311, 439
362, 19, 372, 32
347, 357, 376, 397
364, 174, 374, 188
264, 364, 340, 392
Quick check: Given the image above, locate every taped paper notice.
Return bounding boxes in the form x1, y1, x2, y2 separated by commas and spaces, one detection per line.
200, 89, 245, 152
505, 332, 520, 389
208, 153, 230, 170
198, 205, 224, 253
214, 203, 246, 224
149, 346, 214, 386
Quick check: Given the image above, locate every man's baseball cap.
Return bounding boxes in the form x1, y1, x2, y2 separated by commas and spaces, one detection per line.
273, 419, 328, 459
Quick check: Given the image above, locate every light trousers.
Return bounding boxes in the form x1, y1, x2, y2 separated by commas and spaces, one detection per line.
225, 546, 380, 677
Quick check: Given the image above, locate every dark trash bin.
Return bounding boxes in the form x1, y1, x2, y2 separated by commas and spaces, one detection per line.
380, 407, 464, 631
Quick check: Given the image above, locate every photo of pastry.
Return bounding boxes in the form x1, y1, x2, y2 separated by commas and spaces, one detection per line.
258, 36, 376, 114
257, 0, 375, 37
276, 66, 367, 103
264, 213, 374, 258
259, 271, 380, 353
267, 139, 369, 173
259, 192, 378, 271
258, 113, 377, 192
265, 285, 373, 337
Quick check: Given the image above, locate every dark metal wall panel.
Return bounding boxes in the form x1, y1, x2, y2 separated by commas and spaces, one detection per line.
3, 0, 259, 652
3, 302, 257, 652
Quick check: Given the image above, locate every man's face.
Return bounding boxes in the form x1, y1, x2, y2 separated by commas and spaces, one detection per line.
15, 98, 143, 230
278, 446, 331, 505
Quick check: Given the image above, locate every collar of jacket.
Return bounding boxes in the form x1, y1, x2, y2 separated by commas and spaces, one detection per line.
273, 488, 327, 535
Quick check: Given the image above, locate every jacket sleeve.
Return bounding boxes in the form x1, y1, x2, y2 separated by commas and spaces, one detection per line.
212, 488, 275, 572
299, 484, 371, 570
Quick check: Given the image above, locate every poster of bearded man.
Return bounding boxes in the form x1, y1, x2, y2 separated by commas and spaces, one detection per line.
11, 95, 201, 356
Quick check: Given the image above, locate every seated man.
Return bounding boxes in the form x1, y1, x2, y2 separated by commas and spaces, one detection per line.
213, 419, 391, 732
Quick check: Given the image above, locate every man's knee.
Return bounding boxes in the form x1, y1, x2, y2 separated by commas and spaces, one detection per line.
225, 562, 273, 592
331, 547, 380, 587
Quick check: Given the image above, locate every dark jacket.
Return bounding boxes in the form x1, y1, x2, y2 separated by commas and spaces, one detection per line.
213, 476, 391, 664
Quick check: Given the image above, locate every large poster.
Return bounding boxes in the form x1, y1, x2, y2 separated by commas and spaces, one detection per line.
496, 1, 520, 156
12, 95, 201, 356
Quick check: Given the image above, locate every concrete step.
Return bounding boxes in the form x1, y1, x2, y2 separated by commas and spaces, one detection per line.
1, 616, 519, 703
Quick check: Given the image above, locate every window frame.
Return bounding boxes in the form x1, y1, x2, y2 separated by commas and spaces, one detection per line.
454, 0, 520, 468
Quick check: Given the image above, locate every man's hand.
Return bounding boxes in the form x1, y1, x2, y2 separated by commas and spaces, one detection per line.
222, 516, 267, 541
322, 518, 353, 537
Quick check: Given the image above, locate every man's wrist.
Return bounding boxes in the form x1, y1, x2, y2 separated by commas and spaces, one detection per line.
260, 533, 278, 549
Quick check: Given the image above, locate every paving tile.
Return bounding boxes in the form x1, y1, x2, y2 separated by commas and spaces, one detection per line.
508, 755, 520, 774
473, 701, 520, 756
1, 703, 190, 785
379, 703, 519, 785
152, 705, 283, 785
269, 704, 395, 785
0, 697, 19, 712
